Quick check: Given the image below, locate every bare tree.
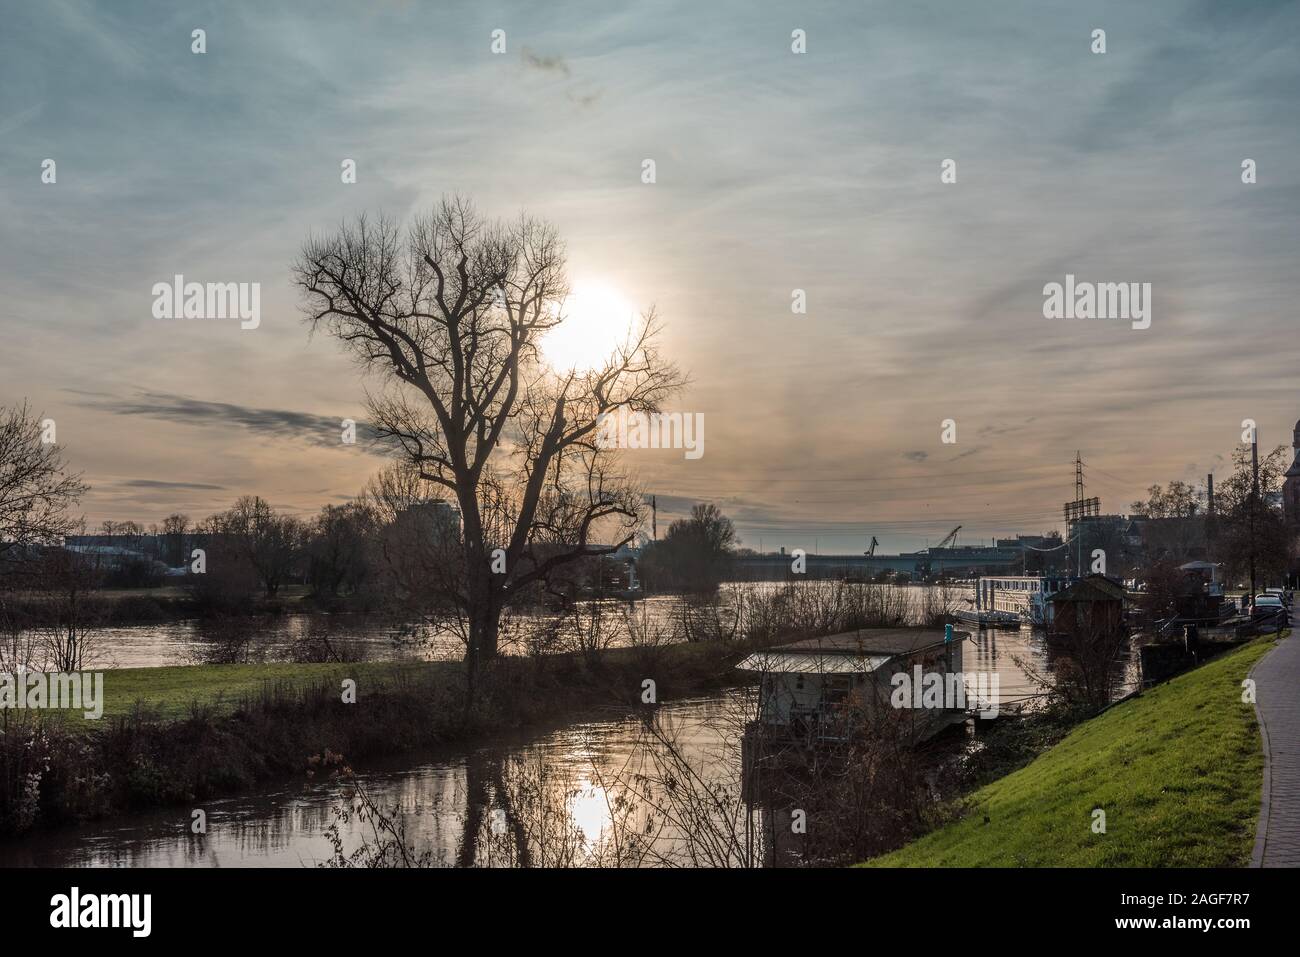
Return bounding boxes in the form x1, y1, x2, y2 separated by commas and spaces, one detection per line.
0, 402, 86, 562
0, 402, 87, 670
32, 539, 106, 671
640, 503, 737, 594
213, 496, 304, 598
1017, 609, 1132, 716
295, 197, 685, 690
160, 513, 190, 567
306, 502, 377, 601
1215, 444, 1291, 586
1130, 480, 1203, 518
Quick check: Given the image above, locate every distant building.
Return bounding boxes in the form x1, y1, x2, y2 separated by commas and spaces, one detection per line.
1068, 514, 1145, 573
1281, 419, 1300, 588
401, 500, 462, 545
1284, 419, 1300, 525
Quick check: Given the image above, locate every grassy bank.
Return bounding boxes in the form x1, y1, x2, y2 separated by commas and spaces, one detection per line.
2, 585, 324, 625
865, 635, 1276, 867
2, 642, 750, 834
58, 644, 744, 725
55, 661, 451, 725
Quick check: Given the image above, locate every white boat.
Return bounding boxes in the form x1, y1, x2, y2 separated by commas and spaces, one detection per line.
973, 576, 1071, 627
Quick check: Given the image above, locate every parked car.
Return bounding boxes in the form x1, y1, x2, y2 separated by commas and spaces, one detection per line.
1252, 594, 1285, 619
1264, 587, 1292, 607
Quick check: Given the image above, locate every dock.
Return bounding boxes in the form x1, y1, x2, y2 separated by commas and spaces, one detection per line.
953, 608, 1021, 628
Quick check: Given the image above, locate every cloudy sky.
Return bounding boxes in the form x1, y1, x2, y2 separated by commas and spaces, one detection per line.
2, 0, 1298, 553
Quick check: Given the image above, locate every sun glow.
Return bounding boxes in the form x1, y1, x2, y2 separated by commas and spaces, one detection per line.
541, 280, 636, 372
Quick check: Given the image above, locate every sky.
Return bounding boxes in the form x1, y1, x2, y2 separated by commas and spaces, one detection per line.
1, 0, 1298, 553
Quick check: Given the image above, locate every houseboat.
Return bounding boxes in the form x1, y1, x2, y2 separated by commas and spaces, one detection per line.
735, 626, 974, 748
973, 575, 1070, 627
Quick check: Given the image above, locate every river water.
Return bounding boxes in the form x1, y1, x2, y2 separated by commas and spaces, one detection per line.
82, 583, 972, 669
1, 584, 1136, 867
0, 691, 758, 867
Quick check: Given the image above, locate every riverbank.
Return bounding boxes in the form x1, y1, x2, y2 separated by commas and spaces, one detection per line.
0, 640, 751, 835
2, 585, 330, 626
864, 634, 1277, 867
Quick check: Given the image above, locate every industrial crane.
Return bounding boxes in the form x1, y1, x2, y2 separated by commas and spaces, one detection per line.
915, 526, 962, 581
934, 525, 962, 550
865, 536, 879, 556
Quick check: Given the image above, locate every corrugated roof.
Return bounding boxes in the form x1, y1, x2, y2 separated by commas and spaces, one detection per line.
735, 652, 894, 675
767, 627, 965, 656
1049, 575, 1125, 603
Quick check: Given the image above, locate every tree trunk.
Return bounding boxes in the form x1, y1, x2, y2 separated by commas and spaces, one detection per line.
463, 576, 501, 720
470, 605, 500, 659
467, 570, 501, 660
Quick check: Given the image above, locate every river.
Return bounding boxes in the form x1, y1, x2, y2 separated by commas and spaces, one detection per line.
81, 583, 973, 669
1, 584, 1138, 867
0, 691, 758, 867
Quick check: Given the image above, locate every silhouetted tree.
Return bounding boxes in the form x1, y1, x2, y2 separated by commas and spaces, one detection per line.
642, 503, 737, 593
295, 196, 685, 689
1215, 445, 1290, 586
0, 401, 86, 562
307, 503, 377, 600
210, 496, 304, 598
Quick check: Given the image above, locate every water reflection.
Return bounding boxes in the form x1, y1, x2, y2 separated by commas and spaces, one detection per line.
83, 584, 979, 670
2, 583, 1145, 867
0, 629, 1140, 868
0, 693, 756, 868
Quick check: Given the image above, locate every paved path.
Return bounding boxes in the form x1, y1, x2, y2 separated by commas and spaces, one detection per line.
1251, 612, 1300, 867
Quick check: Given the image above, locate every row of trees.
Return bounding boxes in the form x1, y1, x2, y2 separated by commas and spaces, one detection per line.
1129, 480, 1203, 519
168, 479, 444, 611
1133, 444, 1294, 588
181, 492, 746, 615
58, 490, 745, 612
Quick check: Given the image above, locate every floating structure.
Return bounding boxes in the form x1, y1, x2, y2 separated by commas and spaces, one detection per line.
953, 607, 1021, 628
736, 626, 972, 747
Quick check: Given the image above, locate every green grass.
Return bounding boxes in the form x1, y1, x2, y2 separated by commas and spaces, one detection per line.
54, 660, 445, 724
865, 635, 1279, 867
46, 640, 739, 727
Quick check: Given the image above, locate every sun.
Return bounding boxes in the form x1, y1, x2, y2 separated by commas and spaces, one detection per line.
541, 280, 636, 371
